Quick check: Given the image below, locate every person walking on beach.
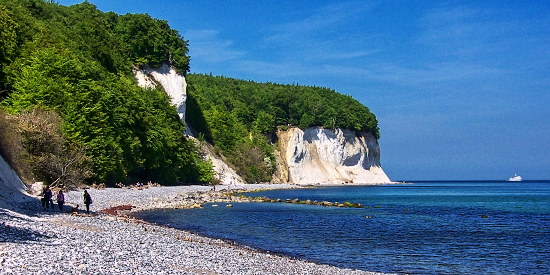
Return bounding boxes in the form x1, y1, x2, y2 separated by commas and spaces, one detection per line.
83, 190, 93, 213
41, 186, 53, 211
56, 190, 65, 212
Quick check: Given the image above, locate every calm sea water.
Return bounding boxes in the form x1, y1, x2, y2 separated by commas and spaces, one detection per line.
134, 181, 550, 274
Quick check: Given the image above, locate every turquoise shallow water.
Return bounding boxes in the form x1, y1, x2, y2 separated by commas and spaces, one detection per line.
134, 181, 550, 274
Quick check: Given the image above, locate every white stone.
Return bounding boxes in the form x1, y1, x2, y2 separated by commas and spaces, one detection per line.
30, 182, 45, 195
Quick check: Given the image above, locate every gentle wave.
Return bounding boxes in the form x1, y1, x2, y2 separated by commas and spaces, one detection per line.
134, 181, 550, 274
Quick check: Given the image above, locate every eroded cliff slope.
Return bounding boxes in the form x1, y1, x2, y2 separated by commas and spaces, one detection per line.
0, 155, 34, 209
274, 127, 390, 184
135, 65, 390, 185
134, 64, 188, 121
134, 65, 246, 185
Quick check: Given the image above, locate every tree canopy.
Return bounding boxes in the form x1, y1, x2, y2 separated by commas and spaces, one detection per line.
187, 74, 379, 140
0, 0, 210, 186
186, 74, 380, 183
0, 0, 380, 186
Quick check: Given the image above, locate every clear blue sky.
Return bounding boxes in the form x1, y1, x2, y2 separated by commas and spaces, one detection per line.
57, 0, 550, 180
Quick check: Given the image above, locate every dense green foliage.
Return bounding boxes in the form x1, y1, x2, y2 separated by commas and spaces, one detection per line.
0, 0, 380, 185
186, 74, 379, 183
187, 74, 379, 139
0, 0, 211, 185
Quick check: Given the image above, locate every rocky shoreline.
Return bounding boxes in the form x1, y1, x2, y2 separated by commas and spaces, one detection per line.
0, 184, 384, 274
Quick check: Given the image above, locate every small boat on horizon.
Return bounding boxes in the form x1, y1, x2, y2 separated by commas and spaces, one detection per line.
508, 174, 522, 182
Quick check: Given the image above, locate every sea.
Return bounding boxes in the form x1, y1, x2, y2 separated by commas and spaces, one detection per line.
133, 181, 550, 274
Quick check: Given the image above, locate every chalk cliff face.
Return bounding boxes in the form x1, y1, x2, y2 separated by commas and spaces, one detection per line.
274, 127, 391, 184
0, 155, 34, 209
134, 64, 188, 124
134, 64, 246, 185
134, 65, 389, 185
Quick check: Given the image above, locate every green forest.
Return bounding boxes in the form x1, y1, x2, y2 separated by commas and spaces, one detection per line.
0, 0, 379, 186
186, 74, 379, 183
0, 0, 211, 187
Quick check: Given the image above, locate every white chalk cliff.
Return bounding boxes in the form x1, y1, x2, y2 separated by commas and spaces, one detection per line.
134, 64, 246, 185
274, 127, 391, 184
134, 64, 187, 120
134, 65, 390, 185
0, 155, 34, 209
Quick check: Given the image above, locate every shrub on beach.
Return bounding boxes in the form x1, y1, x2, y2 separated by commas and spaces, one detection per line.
0, 108, 93, 188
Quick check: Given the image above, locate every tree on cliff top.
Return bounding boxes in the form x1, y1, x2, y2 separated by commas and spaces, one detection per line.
116, 13, 190, 73
186, 74, 380, 183
186, 74, 380, 139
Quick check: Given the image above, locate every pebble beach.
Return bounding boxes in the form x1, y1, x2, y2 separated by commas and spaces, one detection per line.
0, 184, 383, 274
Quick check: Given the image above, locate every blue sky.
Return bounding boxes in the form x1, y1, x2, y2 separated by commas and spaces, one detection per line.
57, 0, 550, 180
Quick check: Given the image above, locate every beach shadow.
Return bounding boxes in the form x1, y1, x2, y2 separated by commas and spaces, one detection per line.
6, 195, 70, 216
0, 209, 52, 243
